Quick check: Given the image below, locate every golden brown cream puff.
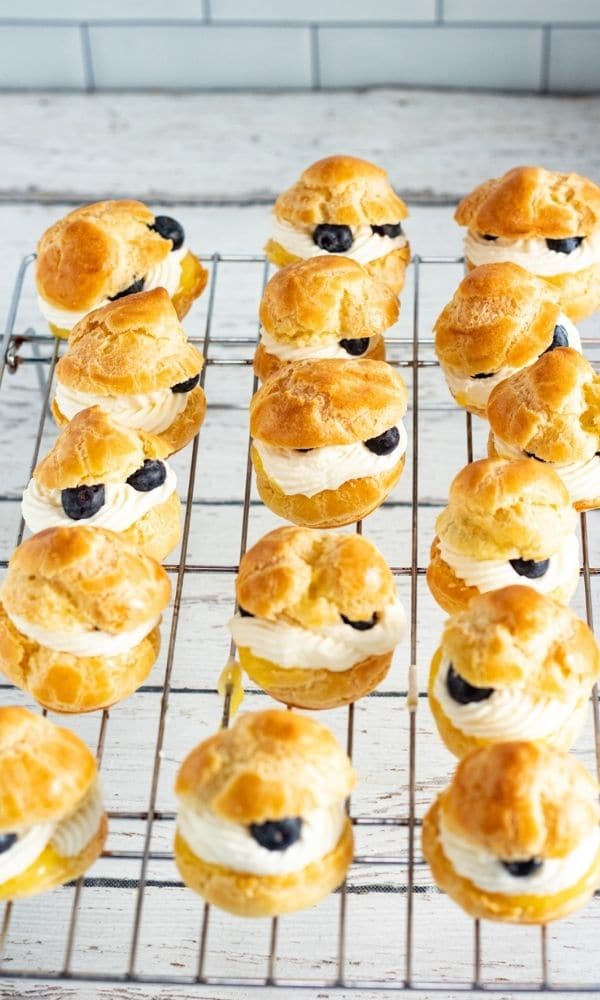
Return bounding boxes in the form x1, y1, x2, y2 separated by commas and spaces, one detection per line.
0, 707, 107, 899
427, 458, 579, 615
265, 155, 410, 295
455, 166, 600, 320
174, 708, 355, 917
250, 358, 408, 528
36, 199, 208, 339
229, 526, 405, 709
254, 255, 399, 382
51, 287, 206, 454
487, 347, 600, 511
22, 406, 180, 562
428, 586, 600, 759
435, 262, 582, 417
423, 741, 600, 924
0, 526, 170, 713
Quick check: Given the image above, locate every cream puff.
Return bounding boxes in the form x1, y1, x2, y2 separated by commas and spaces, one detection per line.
434, 262, 582, 417
0, 707, 107, 900
487, 347, 600, 511
422, 741, 600, 924
51, 287, 206, 454
0, 526, 170, 713
229, 526, 405, 709
428, 586, 600, 759
455, 166, 600, 321
22, 406, 180, 562
250, 358, 408, 528
254, 255, 399, 382
265, 155, 410, 295
427, 458, 579, 615
174, 708, 355, 917
36, 199, 208, 339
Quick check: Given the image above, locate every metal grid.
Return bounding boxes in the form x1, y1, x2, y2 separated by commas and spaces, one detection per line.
0, 251, 597, 993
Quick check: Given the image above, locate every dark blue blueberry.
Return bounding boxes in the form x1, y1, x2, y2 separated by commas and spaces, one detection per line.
61, 484, 105, 521
296, 448, 314, 453
0, 833, 17, 854
364, 426, 400, 456
446, 664, 494, 705
371, 223, 403, 238
239, 607, 254, 618
472, 371, 496, 379
250, 817, 303, 851
108, 276, 145, 301
546, 237, 584, 255
171, 373, 200, 394
339, 337, 370, 357
481, 234, 498, 241
313, 224, 353, 253
501, 858, 543, 877
126, 460, 166, 493
542, 324, 569, 355
525, 451, 546, 463
341, 612, 378, 631
509, 557, 549, 580
149, 215, 185, 251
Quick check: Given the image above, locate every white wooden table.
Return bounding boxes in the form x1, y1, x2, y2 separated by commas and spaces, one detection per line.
0, 89, 599, 1000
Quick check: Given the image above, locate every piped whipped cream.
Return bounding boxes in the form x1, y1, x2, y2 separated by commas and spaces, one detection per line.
464, 230, 600, 276
54, 382, 189, 436
22, 463, 177, 535
6, 609, 160, 657
493, 437, 600, 506
259, 327, 376, 363
177, 799, 346, 876
434, 655, 579, 741
229, 600, 405, 672
437, 533, 579, 595
253, 423, 407, 498
439, 814, 600, 896
38, 244, 188, 330
271, 217, 407, 267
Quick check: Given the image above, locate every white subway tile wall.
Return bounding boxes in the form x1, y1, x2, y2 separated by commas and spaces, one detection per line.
0, 0, 599, 91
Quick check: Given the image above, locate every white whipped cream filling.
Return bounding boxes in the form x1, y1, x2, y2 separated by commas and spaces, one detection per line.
493, 437, 600, 506
6, 609, 160, 657
37, 244, 187, 330
0, 781, 104, 885
259, 326, 375, 363
22, 463, 177, 535
437, 533, 579, 595
434, 655, 578, 741
253, 423, 407, 498
271, 216, 407, 266
54, 382, 189, 436
177, 799, 346, 876
439, 815, 600, 896
464, 230, 600, 276
229, 600, 405, 672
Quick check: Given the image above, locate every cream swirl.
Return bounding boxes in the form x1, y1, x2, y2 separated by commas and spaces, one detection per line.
259, 327, 375, 363
253, 423, 407, 498
464, 230, 600, 276
271, 216, 407, 266
229, 600, 405, 671
0, 822, 54, 885
439, 815, 600, 896
22, 464, 177, 535
51, 781, 104, 857
493, 438, 600, 506
54, 382, 189, 435
437, 533, 579, 595
6, 609, 160, 657
177, 800, 346, 876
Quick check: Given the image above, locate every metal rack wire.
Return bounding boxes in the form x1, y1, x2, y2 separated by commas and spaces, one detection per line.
0, 251, 598, 993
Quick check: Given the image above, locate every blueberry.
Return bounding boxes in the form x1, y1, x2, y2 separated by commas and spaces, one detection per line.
341, 612, 378, 631
525, 451, 546, 463
0, 833, 17, 854
371, 223, 403, 238
542, 324, 569, 355
239, 606, 254, 618
171, 373, 200, 394
61, 484, 105, 521
313, 224, 353, 254
126, 460, 166, 493
249, 817, 302, 852
546, 237, 584, 254
509, 556, 549, 580
446, 664, 494, 705
481, 234, 498, 241
501, 858, 543, 878
296, 448, 313, 453
108, 276, 145, 301
149, 215, 185, 251
339, 337, 370, 357
472, 371, 496, 380
364, 427, 400, 456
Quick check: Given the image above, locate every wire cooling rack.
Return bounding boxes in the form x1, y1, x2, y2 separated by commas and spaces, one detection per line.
0, 251, 598, 994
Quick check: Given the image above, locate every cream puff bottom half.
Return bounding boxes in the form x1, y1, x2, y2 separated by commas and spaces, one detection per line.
265, 240, 410, 297
487, 437, 600, 514
422, 798, 600, 924
238, 646, 393, 710
466, 258, 600, 324
175, 818, 353, 917
253, 334, 385, 383
119, 488, 181, 562
0, 814, 108, 901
